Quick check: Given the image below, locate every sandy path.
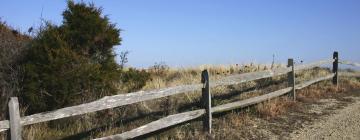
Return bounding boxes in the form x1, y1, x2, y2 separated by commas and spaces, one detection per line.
290, 96, 360, 140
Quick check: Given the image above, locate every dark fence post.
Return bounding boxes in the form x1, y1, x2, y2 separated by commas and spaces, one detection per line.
8, 97, 22, 140
201, 70, 212, 134
288, 59, 296, 101
333, 52, 339, 88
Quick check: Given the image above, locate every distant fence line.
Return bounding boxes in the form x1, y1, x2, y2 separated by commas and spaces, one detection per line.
1, 51, 359, 140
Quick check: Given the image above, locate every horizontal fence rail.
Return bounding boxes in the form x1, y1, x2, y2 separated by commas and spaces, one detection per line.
95, 109, 206, 140
95, 73, 336, 139
2, 51, 360, 140
339, 72, 360, 78
212, 87, 291, 113
0, 121, 8, 132
340, 60, 360, 67
212, 59, 334, 87
295, 74, 336, 90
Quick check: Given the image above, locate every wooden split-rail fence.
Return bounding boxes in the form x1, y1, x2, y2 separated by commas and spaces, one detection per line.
1, 51, 360, 140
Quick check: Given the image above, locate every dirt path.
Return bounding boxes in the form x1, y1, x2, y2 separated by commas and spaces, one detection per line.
290, 96, 360, 140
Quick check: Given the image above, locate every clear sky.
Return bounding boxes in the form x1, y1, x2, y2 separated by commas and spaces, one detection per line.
1, 0, 359, 68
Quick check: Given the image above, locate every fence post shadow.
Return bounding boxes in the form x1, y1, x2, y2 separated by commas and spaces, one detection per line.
333, 51, 339, 89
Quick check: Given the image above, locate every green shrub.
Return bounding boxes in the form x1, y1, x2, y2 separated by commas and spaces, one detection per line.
20, 1, 122, 113
121, 68, 151, 92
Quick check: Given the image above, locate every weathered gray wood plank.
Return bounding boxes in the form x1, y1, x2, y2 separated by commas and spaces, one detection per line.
9, 97, 22, 140
21, 84, 203, 125
339, 60, 360, 67
0, 120, 9, 132
295, 74, 335, 90
212, 87, 293, 113
0, 84, 202, 131
212, 67, 291, 87
93, 109, 205, 140
212, 59, 333, 87
339, 72, 360, 78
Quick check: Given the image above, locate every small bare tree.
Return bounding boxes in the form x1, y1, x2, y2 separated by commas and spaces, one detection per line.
271, 54, 275, 69
119, 51, 129, 69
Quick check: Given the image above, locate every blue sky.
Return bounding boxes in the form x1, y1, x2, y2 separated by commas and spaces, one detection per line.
1, 0, 359, 68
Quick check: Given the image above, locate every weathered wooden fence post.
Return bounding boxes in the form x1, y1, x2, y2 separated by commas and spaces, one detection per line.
288, 59, 296, 101
332, 51, 339, 88
8, 97, 22, 140
201, 70, 212, 134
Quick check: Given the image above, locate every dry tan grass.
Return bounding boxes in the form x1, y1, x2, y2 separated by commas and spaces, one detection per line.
296, 76, 360, 103
143, 63, 278, 90
256, 97, 297, 120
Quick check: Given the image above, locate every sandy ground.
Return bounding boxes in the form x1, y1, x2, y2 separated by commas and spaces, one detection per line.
289, 96, 360, 140
242, 89, 360, 140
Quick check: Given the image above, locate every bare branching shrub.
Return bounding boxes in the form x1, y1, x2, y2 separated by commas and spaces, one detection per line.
0, 20, 30, 139
0, 22, 29, 113
119, 51, 129, 69
148, 62, 170, 77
